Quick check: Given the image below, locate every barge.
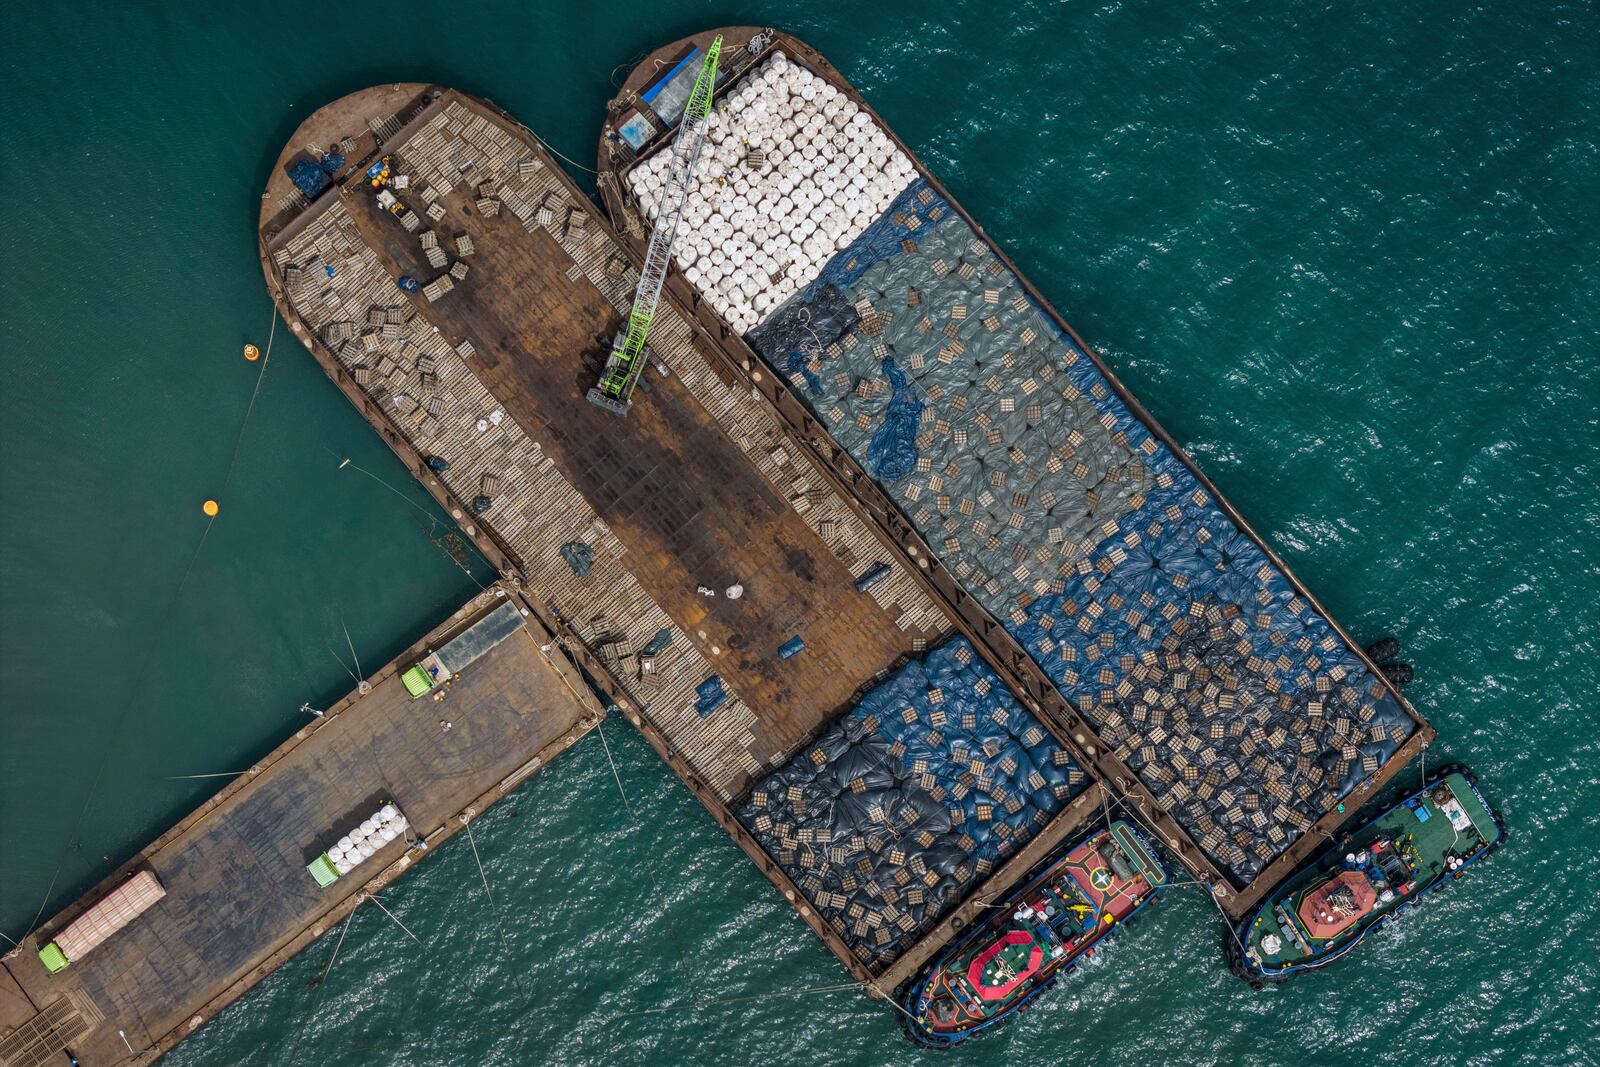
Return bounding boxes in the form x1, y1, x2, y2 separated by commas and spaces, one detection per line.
900, 819, 1167, 1047
1231, 765, 1505, 985
597, 27, 1434, 922
253, 82, 1119, 993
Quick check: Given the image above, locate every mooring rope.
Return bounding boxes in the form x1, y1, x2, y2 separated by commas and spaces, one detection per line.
339, 613, 364, 684
463, 816, 530, 1007
8, 310, 285, 947
367, 893, 423, 947
537, 135, 598, 175
316, 906, 358, 985
868, 981, 922, 1025
330, 452, 492, 591
595, 720, 700, 1004
1095, 777, 1253, 958
218, 310, 278, 497
612, 981, 863, 1019
325, 642, 361, 687
12, 512, 217, 946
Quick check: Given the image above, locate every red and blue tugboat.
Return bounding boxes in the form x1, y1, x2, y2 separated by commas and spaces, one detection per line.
1231, 764, 1505, 985
901, 820, 1168, 1047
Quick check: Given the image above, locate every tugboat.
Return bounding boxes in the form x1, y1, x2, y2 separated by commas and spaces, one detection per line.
1232, 764, 1505, 985
901, 820, 1168, 1047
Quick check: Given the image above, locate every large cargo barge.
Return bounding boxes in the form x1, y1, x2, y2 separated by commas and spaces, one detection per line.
251, 82, 1119, 993
596, 27, 1433, 923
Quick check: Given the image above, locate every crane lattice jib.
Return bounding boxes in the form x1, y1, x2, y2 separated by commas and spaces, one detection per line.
597, 35, 722, 403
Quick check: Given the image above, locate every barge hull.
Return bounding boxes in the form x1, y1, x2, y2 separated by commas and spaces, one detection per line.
255, 85, 1107, 986
596, 27, 1434, 919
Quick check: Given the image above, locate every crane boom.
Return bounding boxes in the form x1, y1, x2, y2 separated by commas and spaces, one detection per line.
588, 35, 722, 414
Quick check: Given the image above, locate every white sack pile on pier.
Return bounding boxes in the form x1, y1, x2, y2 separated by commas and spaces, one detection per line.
627, 51, 916, 333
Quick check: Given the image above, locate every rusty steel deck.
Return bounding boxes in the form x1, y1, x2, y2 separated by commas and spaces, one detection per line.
245, 83, 1116, 994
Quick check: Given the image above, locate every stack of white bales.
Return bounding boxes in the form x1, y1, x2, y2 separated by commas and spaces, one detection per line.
627, 51, 916, 334
326, 803, 408, 876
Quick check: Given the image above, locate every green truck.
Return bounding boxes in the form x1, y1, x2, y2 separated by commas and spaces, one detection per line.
400, 598, 528, 698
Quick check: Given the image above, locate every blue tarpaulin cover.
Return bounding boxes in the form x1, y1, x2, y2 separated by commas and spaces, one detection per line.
288, 158, 330, 199
747, 178, 1419, 883
736, 638, 1085, 967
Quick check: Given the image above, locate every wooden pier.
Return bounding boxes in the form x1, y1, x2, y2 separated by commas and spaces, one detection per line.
0, 586, 601, 1066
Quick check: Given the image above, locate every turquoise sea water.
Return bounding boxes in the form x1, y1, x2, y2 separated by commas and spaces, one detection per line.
2, 2, 1596, 1065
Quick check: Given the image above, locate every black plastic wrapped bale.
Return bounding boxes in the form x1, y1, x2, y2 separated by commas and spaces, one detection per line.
734, 637, 1085, 968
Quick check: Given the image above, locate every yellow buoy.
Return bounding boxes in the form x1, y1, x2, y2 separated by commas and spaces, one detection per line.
202, 499, 220, 517
244, 343, 260, 362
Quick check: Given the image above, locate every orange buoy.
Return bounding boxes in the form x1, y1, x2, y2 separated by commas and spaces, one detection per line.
202, 499, 220, 517
244, 343, 261, 362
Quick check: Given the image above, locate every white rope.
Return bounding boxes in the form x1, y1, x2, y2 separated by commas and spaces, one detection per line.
217, 310, 278, 497
595, 721, 699, 1003
331, 452, 492, 591
612, 981, 862, 1019
463, 817, 529, 1005
11, 471, 223, 944
340, 614, 364, 682
538, 136, 598, 174
868, 981, 921, 1024
315, 906, 358, 984
367, 894, 423, 946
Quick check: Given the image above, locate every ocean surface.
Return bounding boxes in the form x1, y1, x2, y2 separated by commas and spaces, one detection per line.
2, 2, 1596, 1065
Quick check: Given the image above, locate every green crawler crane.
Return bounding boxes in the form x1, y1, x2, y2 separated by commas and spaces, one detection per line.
588, 36, 722, 415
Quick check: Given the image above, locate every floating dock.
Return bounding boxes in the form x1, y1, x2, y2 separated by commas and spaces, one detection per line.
0, 585, 601, 1065
596, 27, 1432, 928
